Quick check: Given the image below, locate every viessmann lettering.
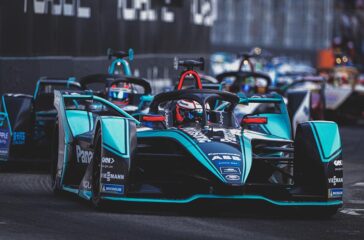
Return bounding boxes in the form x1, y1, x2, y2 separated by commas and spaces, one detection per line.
328, 176, 343, 186
102, 172, 124, 181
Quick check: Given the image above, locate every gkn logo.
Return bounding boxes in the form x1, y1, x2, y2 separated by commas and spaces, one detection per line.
333, 160, 343, 167
102, 157, 115, 164
76, 145, 93, 164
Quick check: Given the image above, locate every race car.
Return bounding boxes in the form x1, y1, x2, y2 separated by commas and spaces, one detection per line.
51, 59, 343, 216
216, 70, 326, 133
0, 77, 82, 163
79, 74, 152, 114
215, 52, 326, 132
324, 66, 364, 123
107, 48, 134, 76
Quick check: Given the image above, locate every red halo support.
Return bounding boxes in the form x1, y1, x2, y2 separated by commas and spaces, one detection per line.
177, 70, 202, 90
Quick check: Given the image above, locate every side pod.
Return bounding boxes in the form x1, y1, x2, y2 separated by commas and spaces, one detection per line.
294, 121, 343, 201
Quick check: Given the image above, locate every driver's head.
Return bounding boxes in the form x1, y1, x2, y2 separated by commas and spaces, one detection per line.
175, 99, 203, 124
109, 84, 132, 105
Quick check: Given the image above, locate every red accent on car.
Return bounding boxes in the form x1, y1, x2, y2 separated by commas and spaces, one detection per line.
142, 115, 165, 122
241, 117, 268, 124
177, 70, 202, 90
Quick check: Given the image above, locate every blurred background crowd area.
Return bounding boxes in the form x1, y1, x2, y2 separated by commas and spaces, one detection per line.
0, 0, 363, 93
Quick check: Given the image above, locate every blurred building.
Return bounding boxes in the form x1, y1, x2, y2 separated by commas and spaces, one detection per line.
211, 0, 334, 62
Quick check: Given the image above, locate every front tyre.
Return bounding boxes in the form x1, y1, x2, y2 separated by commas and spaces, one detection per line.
91, 129, 106, 209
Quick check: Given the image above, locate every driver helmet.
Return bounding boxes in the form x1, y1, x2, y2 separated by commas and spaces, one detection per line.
175, 99, 203, 124
109, 84, 132, 105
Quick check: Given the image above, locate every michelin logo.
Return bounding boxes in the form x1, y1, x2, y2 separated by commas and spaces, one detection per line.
102, 184, 124, 194
328, 188, 343, 198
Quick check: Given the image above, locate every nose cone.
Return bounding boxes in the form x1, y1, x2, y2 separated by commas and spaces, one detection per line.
199, 141, 246, 185
181, 127, 251, 185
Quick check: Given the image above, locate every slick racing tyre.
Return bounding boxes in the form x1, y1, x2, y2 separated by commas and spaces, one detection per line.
50, 120, 61, 194
91, 128, 106, 209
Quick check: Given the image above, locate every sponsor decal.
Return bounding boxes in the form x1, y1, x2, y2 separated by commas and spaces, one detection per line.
12, 131, 26, 145
102, 184, 124, 194
102, 172, 124, 181
328, 176, 343, 186
0, 130, 9, 153
220, 167, 241, 174
76, 145, 93, 164
0, 150, 8, 155
82, 181, 91, 190
225, 174, 240, 181
219, 129, 238, 144
328, 188, 343, 198
333, 160, 343, 167
208, 153, 241, 161
214, 160, 240, 166
102, 157, 115, 164
183, 128, 211, 143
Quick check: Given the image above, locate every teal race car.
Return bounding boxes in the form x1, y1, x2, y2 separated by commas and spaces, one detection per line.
50, 60, 343, 216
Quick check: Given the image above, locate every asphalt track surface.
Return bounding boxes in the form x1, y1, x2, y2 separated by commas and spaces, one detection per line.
0, 126, 363, 240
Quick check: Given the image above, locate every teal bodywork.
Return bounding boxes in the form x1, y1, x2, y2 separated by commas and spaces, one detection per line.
137, 130, 226, 182
235, 94, 292, 139
102, 194, 342, 206
309, 121, 342, 163
53, 90, 343, 209
101, 117, 130, 159
1, 96, 12, 135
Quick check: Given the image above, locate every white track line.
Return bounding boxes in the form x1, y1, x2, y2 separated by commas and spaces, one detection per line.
340, 209, 364, 216
347, 200, 364, 204
352, 182, 364, 187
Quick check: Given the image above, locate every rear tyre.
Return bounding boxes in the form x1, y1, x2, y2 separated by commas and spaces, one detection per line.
50, 120, 61, 194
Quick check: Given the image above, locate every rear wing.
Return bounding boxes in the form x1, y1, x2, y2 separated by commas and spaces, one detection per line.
279, 76, 326, 93
238, 93, 283, 105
